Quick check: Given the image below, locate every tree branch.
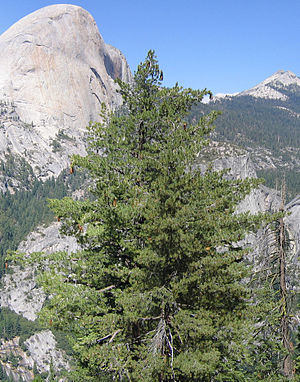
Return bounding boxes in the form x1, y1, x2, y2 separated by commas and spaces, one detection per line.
97, 329, 121, 344
109, 329, 122, 343
96, 285, 116, 293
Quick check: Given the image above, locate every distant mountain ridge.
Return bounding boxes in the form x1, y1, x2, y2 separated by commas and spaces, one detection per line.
192, 69, 300, 201
239, 70, 300, 100
215, 70, 300, 101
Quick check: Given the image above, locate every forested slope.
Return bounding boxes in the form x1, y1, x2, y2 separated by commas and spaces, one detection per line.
190, 93, 300, 201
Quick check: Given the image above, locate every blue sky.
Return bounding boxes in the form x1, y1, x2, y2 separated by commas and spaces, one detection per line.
0, 0, 299, 94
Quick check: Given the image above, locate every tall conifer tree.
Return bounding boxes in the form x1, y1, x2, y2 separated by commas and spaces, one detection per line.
13, 51, 269, 381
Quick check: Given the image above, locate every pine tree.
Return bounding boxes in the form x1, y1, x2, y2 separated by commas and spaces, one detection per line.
13, 51, 270, 381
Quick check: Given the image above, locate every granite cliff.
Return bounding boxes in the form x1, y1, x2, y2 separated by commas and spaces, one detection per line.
0, 4, 132, 187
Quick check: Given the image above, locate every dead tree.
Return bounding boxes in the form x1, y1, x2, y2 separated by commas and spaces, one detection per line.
278, 182, 294, 379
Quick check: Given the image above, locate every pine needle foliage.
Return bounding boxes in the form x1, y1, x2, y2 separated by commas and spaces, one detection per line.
12, 51, 270, 381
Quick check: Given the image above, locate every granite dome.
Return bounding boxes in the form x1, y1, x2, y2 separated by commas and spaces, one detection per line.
0, 4, 132, 180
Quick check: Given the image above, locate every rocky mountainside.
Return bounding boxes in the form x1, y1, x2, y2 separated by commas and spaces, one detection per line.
239, 70, 300, 100
191, 70, 300, 200
0, 4, 132, 189
1, 223, 79, 321
216, 70, 300, 101
0, 4, 299, 380
2, 149, 299, 380
0, 331, 70, 381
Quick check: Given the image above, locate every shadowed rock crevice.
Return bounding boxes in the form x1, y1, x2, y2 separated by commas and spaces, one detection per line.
104, 53, 116, 79
90, 67, 106, 89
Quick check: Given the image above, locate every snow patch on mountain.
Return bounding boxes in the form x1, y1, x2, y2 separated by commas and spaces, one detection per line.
211, 92, 238, 102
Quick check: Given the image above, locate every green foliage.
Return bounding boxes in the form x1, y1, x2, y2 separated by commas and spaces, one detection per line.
50, 139, 62, 153
190, 95, 300, 150
52, 329, 74, 357
0, 307, 42, 343
256, 169, 300, 202
189, 95, 300, 200
0, 169, 87, 278
13, 51, 275, 381
294, 330, 300, 378
244, 215, 298, 381
245, 284, 287, 380
0, 154, 35, 190
33, 377, 44, 382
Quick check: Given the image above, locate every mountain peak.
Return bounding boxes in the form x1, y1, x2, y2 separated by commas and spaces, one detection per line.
0, 3, 132, 123
0, 4, 132, 180
238, 70, 300, 100
262, 69, 300, 86
1, 5, 92, 47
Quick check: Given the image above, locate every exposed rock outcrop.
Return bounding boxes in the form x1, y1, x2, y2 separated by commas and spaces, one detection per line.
238, 70, 300, 100
196, 145, 300, 287
0, 222, 77, 379
0, 223, 80, 321
0, 265, 45, 322
0, 332, 70, 381
286, 196, 300, 261
0, 336, 34, 381
25, 330, 70, 375
0, 4, 132, 182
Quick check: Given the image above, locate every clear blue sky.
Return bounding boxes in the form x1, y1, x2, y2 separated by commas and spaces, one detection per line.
0, 0, 299, 95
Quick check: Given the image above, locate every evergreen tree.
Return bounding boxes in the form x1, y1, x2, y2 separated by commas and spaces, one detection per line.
13, 51, 271, 381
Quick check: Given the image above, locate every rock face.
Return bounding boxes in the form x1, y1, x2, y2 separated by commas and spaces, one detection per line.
0, 265, 45, 322
0, 4, 132, 181
196, 144, 300, 285
238, 70, 300, 100
0, 332, 69, 381
17, 223, 80, 255
0, 223, 80, 321
195, 140, 257, 179
0, 337, 34, 381
25, 330, 70, 375
0, 222, 79, 379
286, 196, 300, 262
